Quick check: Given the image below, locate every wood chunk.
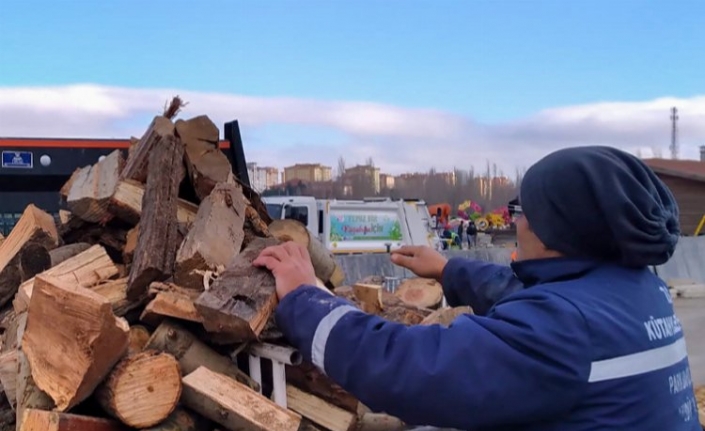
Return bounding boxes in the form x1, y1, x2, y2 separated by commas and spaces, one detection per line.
394, 278, 443, 309
121, 115, 175, 183
145, 320, 258, 391
268, 220, 343, 287
59, 169, 81, 201
286, 385, 356, 431
140, 291, 203, 327
18, 242, 52, 280
15, 312, 54, 429
19, 409, 127, 431
420, 306, 473, 327
122, 224, 139, 264
96, 350, 182, 428
22, 274, 130, 411
353, 283, 383, 314
0, 351, 17, 409
140, 407, 211, 431
286, 361, 359, 413
127, 325, 151, 356
66, 150, 125, 223
176, 115, 235, 201
357, 413, 405, 431
127, 135, 185, 300
194, 237, 280, 343
14, 244, 120, 314
181, 366, 301, 431
49, 242, 92, 267
334, 286, 432, 325
93, 278, 145, 317
174, 183, 247, 289
110, 180, 199, 226
0, 204, 59, 308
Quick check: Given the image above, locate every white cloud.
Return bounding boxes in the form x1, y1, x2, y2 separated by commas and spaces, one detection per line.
1, 84, 703, 176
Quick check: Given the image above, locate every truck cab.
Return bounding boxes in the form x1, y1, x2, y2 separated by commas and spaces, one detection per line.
263, 196, 442, 254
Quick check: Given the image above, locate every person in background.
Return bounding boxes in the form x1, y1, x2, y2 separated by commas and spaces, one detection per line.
255, 146, 698, 430
466, 219, 478, 248
456, 222, 464, 249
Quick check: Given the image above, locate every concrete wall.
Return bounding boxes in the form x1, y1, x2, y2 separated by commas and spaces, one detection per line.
334, 236, 705, 286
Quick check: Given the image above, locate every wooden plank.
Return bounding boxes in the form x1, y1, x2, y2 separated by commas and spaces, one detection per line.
181, 366, 301, 431
127, 134, 185, 300
22, 275, 130, 411
286, 385, 356, 431
173, 182, 247, 289
194, 237, 280, 343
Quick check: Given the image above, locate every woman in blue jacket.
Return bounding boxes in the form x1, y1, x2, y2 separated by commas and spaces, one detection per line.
254, 146, 701, 430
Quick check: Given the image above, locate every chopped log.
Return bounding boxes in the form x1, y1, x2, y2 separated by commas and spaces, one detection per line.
15, 312, 53, 429
109, 180, 199, 226
0, 204, 59, 307
334, 286, 432, 325
420, 306, 473, 327
181, 366, 301, 431
96, 350, 182, 428
173, 183, 247, 289
59, 169, 81, 201
286, 385, 356, 431
127, 135, 185, 300
286, 361, 359, 413
394, 278, 443, 309
268, 219, 343, 287
22, 274, 130, 411
14, 244, 120, 314
19, 409, 127, 431
66, 150, 124, 223
18, 242, 52, 280
148, 281, 202, 300
122, 224, 139, 264
121, 115, 175, 183
246, 205, 270, 237
175, 115, 235, 201
145, 320, 258, 391
357, 413, 405, 431
127, 325, 151, 356
194, 237, 280, 343
140, 291, 203, 327
0, 351, 17, 409
92, 278, 144, 317
49, 242, 92, 267
353, 283, 383, 314
58, 210, 72, 225
140, 407, 211, 431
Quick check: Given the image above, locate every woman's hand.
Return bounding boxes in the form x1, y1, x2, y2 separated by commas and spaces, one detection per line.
390, 245, 448, 282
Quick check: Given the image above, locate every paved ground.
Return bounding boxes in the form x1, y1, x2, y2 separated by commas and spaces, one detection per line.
674, 298, 705, 386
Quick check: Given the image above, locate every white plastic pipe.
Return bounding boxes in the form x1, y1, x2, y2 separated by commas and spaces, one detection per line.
248, 354, 262, 394
248, 343, 302, 366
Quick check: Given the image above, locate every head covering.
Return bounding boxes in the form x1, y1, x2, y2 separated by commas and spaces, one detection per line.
520, 146, 680, 267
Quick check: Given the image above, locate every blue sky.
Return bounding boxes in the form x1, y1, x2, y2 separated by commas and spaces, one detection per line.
2, 0, 705, 173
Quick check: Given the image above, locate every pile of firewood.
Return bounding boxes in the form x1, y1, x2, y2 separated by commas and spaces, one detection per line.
0, 101, 470, 431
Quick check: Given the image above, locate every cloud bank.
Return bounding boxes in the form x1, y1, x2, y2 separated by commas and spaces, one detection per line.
1, 84, 704, 176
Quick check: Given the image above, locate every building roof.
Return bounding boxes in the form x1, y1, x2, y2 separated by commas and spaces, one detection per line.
642, 158, 705, 182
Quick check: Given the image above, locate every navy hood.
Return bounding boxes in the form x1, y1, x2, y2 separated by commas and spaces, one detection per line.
520, 146, 680, 267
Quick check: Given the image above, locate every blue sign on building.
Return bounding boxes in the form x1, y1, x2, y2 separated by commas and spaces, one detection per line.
1, 151, 33, 169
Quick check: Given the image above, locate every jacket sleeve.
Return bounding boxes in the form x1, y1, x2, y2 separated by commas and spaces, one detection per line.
276, 285, 591, 430
441, 257, 524, 315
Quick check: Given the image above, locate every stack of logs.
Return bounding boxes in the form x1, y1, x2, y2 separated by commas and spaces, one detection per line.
0, 102, 471, 431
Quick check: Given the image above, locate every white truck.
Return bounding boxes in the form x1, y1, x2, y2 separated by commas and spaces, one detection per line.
263, 196, 442, 254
